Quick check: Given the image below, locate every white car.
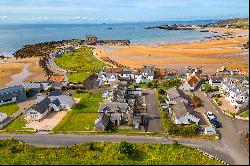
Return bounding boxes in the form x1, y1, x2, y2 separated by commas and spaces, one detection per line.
207, 111, 216, 120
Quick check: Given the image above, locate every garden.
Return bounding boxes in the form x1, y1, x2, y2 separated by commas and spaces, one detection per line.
53, 92, 103, 131
0, 139, 223, 165
3, 114, 33, 131
0, 103, 19, 116
131, 78, 182, 90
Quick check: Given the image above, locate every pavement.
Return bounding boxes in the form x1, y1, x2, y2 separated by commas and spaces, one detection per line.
194, 90, 249, 165
143, 89, 163, 133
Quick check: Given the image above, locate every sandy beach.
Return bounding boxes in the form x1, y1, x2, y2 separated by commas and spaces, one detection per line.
95, 28, 249, 73
0, 57, 47, 87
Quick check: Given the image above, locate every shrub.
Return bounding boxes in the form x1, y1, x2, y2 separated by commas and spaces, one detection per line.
192, 95, 202, 107
158, 88, 165, 95
118, 141, 135, 157
171, 140, 180, 148
105, 119, 114, 131
204, 83, 213, 92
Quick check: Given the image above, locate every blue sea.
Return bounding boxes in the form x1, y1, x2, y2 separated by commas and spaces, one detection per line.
0, 20, 216, 56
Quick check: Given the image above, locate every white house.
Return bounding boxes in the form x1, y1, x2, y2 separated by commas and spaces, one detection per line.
0, 112, 7, 122
170, 101, 200, 125
25, 97, 53, 121
141, 65, 155, 82
98, 71, 118, 85
208, 77, 223, 88
220, 77, 249, 112
25, 95, 75, 121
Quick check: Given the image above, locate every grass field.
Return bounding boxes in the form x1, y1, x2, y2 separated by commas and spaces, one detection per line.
54, 46, 106, 82
53, 92, 103, 131
240, 111, 249, 118
0, 103, 19, 116
4, 114, 33, 131
0, 139, 223, 165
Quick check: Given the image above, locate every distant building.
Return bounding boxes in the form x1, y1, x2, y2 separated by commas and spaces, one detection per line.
216, 66, 231, 76
86, 35, 97, 43
141, 65, 155, 82
154, 68, 166, 79
0, 85, 26, 106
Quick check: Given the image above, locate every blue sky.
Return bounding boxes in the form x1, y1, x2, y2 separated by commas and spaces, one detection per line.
0, 0, 249, 23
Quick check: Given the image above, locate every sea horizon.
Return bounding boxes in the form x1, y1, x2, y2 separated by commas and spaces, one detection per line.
0, 20, 217, 56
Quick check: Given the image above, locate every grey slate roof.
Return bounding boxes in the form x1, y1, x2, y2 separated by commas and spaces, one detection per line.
49, 89, 62, 96
0, 85, 24, 95
99, 102, 132, 113
33, 97, 51, 114
210, 77, 223, 83
98, 71, 117, 79
172, 102, 188, 119
52, 98, 60, 107
166, 88, 180, 101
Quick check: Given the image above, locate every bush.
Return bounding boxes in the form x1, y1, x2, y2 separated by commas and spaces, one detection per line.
192, 95, 202, 107
118, 141, 135, 157
158, 88, 165, 95
171, 140, 180, 148
204, 83, 213, 92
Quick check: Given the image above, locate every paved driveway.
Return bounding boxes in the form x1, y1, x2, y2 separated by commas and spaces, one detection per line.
194, 90, 249, 165
143, 89, 163, 133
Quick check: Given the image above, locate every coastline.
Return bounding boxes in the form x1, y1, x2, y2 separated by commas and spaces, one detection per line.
94, 27, 249, 74
0, 57, 47, 88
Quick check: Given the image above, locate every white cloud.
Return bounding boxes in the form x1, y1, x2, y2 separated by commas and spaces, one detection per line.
67, 16, 96, 21
0, 16, 9, 21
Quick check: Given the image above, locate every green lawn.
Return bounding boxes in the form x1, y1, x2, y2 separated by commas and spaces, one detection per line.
0, 139, 223, 165
54, 46, 106, 82
67, 71, 92, 83
131, 78, 182, 90
0, 103, 19, 116
4, 114, 33, 131
53, 92, 103, 131
240, 111, 249, 118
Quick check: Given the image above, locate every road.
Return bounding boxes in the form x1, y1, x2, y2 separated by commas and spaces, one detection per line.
143, 89, 163, 133
194, 90, 249, 165
0, 134, 233, 164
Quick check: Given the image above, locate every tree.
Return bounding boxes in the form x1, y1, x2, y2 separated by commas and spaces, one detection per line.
105, 119, 113, 131
204, 83, 213, 93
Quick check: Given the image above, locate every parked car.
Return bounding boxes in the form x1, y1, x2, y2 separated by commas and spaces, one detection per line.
210, 119, 221, 128
207, 111, 216, 120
